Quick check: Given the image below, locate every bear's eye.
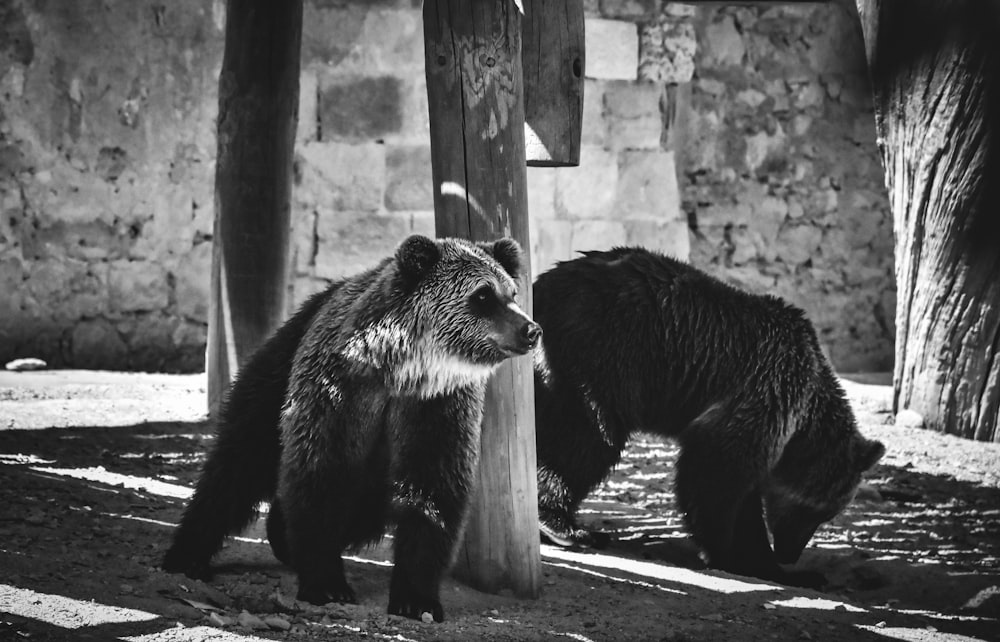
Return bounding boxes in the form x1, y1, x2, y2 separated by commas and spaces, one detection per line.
470, 285, 495, 309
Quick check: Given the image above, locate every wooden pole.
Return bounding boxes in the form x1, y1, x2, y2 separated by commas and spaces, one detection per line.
423, 0, 541, 597
854, 0, 1000, 441
207, 0, 303, 413
522, 0, 585, 167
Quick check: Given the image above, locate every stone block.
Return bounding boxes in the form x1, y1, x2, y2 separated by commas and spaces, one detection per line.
794, 82, 825, 109
555, 146, 618, 219
357, 9, 424, 74
296, 141, 385, 212
702, 14, 745, 67
391, 77, 431, 145
624, 219, 689, 261
638, 18, 696, 84
695, 201, 754, 228
608, 116, 662, 151
604, 82, 661, 121
744, 124, 787, 174
581, 80, 608, 147
530, 218, 573, 277
600, 0, 662, 20
527, 167, 557, 221
385, 145, 433, 211
571, 220, 627, 256
777, 224, 823, 266
173, 241, 212, 322
614, 151, 681, 221
314, 210, 412, 280
108, 259, 169, 313
726, 226, 757, 265
301, 5, 367, 67
319, 75, 404, 141
132, 186, 197, 258
24, 258, 107, 321
604, 82, 662, 150
71, 319, 128, 370
585, 19, 638, 81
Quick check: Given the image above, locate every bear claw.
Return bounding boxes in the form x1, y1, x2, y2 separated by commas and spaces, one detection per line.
388, 597, 444, 623
539, 523, 610, 550
296, 581, 357, 606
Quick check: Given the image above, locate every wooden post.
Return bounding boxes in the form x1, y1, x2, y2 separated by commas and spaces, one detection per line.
855, 0, 1000, 441
423, 0, 541, 597
522, 0, 585, 167
207, 0, 303, 413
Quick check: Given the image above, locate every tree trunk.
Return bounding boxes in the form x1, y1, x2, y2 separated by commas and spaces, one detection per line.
855, 0, 1000, 440
423, 0, 541, 598
207, 0, 303, 413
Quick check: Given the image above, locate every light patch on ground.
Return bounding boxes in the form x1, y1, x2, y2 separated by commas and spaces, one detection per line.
856, 624, 992, 642
768, 596, 867, 612
540, 544, 783, 594
0, 584, 158, 629
31, 466, 193, 499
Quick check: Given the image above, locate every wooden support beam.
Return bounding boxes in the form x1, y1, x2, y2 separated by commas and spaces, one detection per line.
523, 0, 585, 167
423, 0, 541, 598
207, 0, 303, 412
855, 0, 1000, 441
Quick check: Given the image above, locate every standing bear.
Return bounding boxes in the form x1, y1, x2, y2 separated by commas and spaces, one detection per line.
532, 247, 884, 586
162, 235, 540, 622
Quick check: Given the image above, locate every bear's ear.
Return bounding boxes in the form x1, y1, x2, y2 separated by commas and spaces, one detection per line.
478, 237, 523, 280
856, 438, 885, 471
396, 235, 440, 284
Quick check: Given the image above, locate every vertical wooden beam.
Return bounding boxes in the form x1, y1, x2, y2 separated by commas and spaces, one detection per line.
423, 0, 541, 598
207, 0, 303, 412
522, 0, 585, 167
855, 0, 1000, 441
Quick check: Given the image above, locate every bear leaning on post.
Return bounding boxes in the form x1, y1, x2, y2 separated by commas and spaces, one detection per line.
162, 235, 540, 623
532, 246, 885, 587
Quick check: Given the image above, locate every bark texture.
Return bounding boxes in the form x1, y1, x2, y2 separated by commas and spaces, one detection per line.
423, 0, 541, 597
856, 0, 1000, 440
207, 0, 303, 412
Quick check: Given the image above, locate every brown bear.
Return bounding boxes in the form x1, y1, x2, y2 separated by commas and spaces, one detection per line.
532, 247, 884, 587
162, 235, 540, 622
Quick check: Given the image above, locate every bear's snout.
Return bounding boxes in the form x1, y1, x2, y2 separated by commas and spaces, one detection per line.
522, 321, 542, 350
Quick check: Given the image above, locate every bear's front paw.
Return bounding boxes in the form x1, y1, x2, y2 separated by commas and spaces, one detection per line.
296, 577, 357, 606
539, 522, 610, 550
388, 592, 444, 623
161, 550, 213, 581
388, 572, 443, 623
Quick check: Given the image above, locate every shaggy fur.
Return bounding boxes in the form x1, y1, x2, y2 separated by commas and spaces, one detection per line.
163, 235, 540, 622
532, 247, 884, 586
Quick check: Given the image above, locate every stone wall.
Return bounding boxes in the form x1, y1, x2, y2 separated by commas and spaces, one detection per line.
1, 0, 222, 371
0, 0, 893, 373
680, 4, 894, 372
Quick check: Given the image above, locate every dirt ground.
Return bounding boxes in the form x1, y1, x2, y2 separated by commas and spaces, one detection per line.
1, 370, 998, 642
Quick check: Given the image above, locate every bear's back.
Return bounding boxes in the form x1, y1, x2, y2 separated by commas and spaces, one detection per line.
533, 247, 822, 433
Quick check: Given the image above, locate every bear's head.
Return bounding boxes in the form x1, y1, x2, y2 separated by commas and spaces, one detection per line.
390, 235, 541, 396
763, 429, 885, 565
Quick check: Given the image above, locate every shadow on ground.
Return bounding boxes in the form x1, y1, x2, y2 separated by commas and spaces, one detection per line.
1, 417, 998, 641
